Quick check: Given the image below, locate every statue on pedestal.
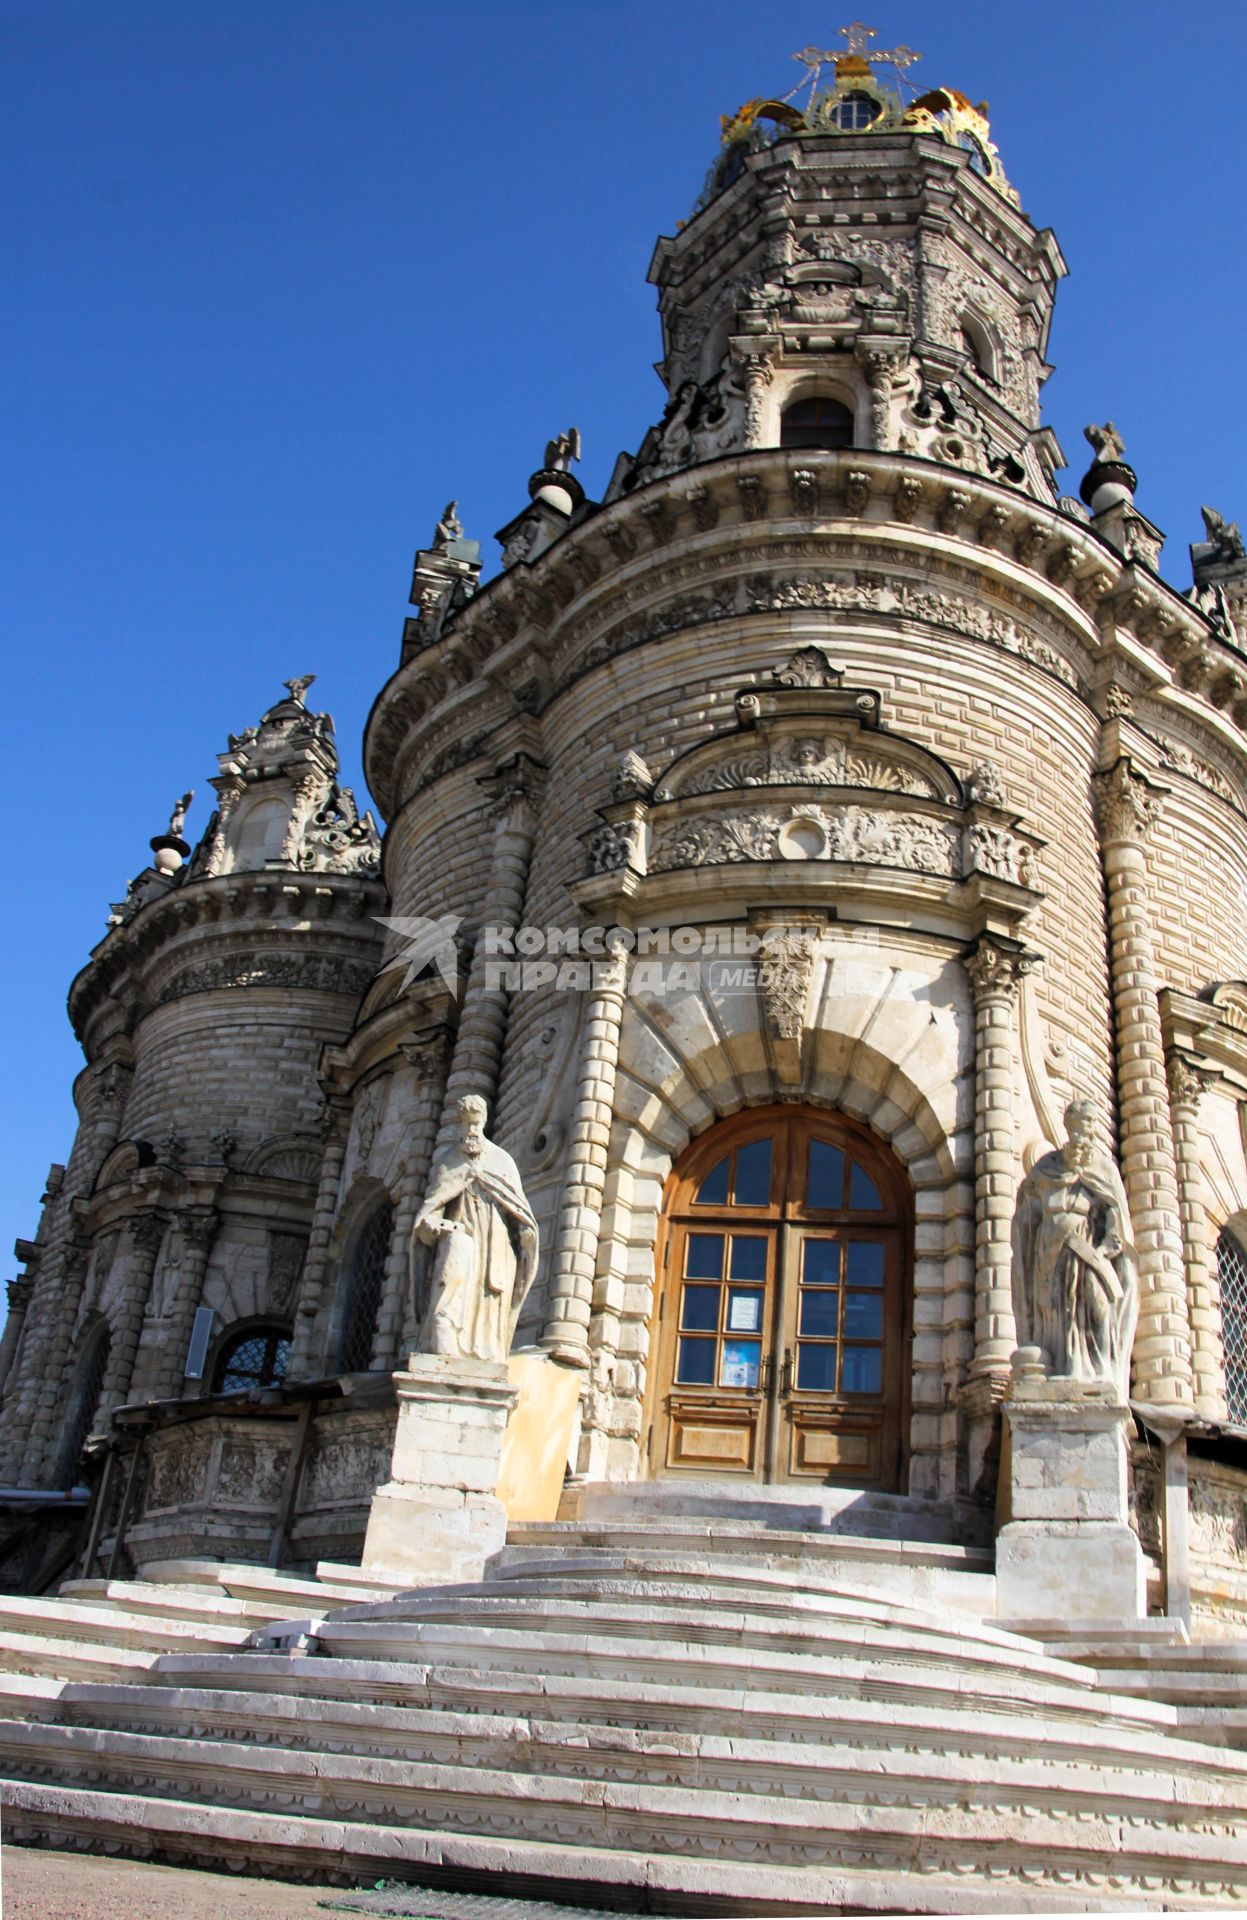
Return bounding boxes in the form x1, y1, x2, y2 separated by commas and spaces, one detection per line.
413, 1095, 539, 1363
1010, 1100, 1139, 1396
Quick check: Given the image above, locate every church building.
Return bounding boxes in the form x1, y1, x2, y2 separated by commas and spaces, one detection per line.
4, 30, 1247, 1912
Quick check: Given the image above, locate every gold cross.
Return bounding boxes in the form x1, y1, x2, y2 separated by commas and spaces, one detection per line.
793, 23, 923, 76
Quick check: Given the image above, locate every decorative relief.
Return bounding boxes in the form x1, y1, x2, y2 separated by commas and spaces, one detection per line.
267, 1231, 308, 1313
963, 937, 1033, 1002
675, 734, 939, 799
648, 803, 959, 877
756, 929, 821, 1041
966, 822, 1038, 886
1093, 759, 1164, 844
585, 820, 642, 875
154, 954, 376, 1007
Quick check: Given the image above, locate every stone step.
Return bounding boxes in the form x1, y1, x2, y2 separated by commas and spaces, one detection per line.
1091, 1668, 1247, 1708
0, 1593, 253, 1655
134, 1649, 1188, 1747
499, 1522, 994, 1615
56, 1578, 282, 1627
486, 1549, 993, 1621
135, 1558, 408, 1609
508, 1517, 993, 1571
7, 1777, 1227, 1915
47, 1672, 1247, 1786
4, 1719, 1246, 1890
0, 1629, 155, 1683
557, 1479, 982, 1549
301, 1617, 1166, 1726
306, 1589, 1084, 1680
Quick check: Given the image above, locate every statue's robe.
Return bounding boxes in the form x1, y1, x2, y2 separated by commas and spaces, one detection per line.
1011, 1145, 1139, 1395
415, 1140, 539, 1363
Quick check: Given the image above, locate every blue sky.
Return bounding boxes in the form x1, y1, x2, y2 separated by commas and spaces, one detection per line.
3, 0, 1245, 1297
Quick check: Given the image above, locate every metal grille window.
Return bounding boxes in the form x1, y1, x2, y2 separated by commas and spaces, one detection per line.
54, 1326, 111, 1488
214, 1325, 291, 1395
338, 1200, 393, 1373
1218, 1228, 1247, 1423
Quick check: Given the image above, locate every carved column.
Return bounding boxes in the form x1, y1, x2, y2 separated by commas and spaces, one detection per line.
1093, 759, 1193, 1407
1167, 1053, 1225, 1419
98, 1213, 167, 1419
19, 1242, 92, 1483
437, 755, 544, 1145
145, 1208, 220, 1403
0, 1279, 32, 1398
375, 1029, 452, 1362
287, 1097, 350, 1378
964, 937, 1032, 1380
542, 949, 629, 1369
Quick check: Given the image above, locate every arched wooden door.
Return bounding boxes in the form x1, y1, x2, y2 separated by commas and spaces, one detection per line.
647, 1106, 911, 1489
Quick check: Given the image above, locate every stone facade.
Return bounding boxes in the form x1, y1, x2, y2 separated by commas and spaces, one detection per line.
5, 37, 1247, 1645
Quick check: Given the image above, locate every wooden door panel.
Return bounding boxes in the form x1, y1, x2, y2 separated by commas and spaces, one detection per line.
665, 1397, 759, 1472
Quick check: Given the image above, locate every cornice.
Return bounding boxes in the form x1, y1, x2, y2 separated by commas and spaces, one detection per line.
366, 448, 1244, 819
69, 866, 387, 1047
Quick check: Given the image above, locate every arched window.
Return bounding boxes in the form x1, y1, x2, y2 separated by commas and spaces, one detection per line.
960, 316, 997, 383
780, 396, 855, 451
212, 1323, 291, 1395
829, 92, 882, 131
1218, 1227, 1247, 1422
337, 1199, 394, 1373
648, 1107, 911, 1490
53, 1322, 111, 1489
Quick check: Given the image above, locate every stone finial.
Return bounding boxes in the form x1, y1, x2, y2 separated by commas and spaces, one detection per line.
1079, 422, 1137, 516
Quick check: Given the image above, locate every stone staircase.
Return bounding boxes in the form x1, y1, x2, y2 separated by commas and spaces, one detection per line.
2, 1519, 1247, 1911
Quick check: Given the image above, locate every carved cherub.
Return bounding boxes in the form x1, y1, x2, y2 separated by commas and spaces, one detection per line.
168, 792, 193, 838
1084, 421, 1125, 464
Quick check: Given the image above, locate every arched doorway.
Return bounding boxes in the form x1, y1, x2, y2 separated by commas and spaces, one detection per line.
646, 1106, 912, 1489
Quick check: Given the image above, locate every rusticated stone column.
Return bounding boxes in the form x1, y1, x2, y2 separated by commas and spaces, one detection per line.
542, 949, 629, 1369
437, 754, 544, 1143
0, 1279, 32, 1398
287, 1097, 350, 1378
19, 1243, 90, 1482
1094, 759, 1193, 1408
144, 1208, 220, 1404
98, 1212, 168, 1418
1167, 1052, 1225, 1419
964, 936, 1033, 1381
376, 1028, 451, 1361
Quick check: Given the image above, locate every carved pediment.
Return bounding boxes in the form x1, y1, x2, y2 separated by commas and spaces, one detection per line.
655, 654, 963, 805
580, 650, 1043, 908
1207, 982, 1247, 1035
92, 1139, 156, 1192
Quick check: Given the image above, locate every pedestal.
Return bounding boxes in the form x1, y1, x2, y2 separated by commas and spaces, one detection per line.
361, 1353, 518, 1584
995, 1362, 1146, 1621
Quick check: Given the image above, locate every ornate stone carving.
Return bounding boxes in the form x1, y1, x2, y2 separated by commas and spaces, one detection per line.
649, 802, 959, 876
613, 750, 653, 802
789, 468, 819, 518
1167, 1053, 1215, 1108
966, 822, 1037, 885
967, 761, 1006, 807
413, 1096, 539, 1364
736, 473, 765, 520
585, 820, 641, 875
773, 645, 841, 689
756, 928, 820, 1041
687, 484, 718, 532
964, 937, 1032, 1002
844, 470, 872, 515
154, 954, 376, 1008
1093, 759, 1163, 844
399, 1028, 454, 1083
1011, 1100, 1139, 1395
267, 1231, 307, 1313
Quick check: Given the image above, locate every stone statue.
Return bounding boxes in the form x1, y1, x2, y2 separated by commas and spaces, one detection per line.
544, 428, 581, 471
1010, 1099, 1139, 1396
283, 675, 316, 707
168, 791, 193, 838
413, 1095, 539, 1363
1201, 505, 1246, 564
433, 500, 463, 551
1084, 421, 1125, 464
